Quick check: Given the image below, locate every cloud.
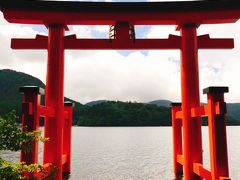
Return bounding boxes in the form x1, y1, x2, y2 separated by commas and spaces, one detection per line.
64, 50, 181, 103
0, 13, 48, 80
0, 12, 240, 104
198, 22, 240, 103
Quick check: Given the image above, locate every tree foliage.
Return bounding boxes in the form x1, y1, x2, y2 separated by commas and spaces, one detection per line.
0, 111, 46, 152
0, 69, 239, 126
0, 111, 53, 179
76, 101, 172, 126
0, 111, 22, 151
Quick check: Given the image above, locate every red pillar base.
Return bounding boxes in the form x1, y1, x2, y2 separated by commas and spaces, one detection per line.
180, 23, 202, 180
171, 103, 183, 177
62, 102, 73, 174
43, 24, 65, 180
19, 86, 44, 165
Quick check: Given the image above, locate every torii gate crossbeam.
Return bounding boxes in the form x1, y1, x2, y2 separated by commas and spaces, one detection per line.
1, 0, 240, 25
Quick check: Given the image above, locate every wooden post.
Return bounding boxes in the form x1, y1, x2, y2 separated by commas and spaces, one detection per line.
43, 24, 65, 180
19, 86, 44, 165
171, 103, 183, 177
62, 102, 73, 174
203, 87, 229, 180
180, 23, 202, 180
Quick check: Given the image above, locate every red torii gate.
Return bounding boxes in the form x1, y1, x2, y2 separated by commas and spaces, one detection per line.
0, 0, 239, 179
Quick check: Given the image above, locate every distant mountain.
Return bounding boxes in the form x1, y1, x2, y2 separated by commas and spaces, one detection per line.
0, 69, 239, 126
85, 100, 107, 107
77, 101, 171, 126
0, 69, 45, 116
148, 100, 172, 107
0, 69, 84, 123
227, 103, 240, 122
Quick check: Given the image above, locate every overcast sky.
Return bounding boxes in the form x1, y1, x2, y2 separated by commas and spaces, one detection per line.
0, 0, 240, 104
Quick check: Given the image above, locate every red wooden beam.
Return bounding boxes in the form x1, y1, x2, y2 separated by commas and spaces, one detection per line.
11, 34, 48, 49
2, 0, 240, 26
193, 163, 211, 180
177, 155, 184, 165
11, 34, 181, 50
64, 34, 181, 50
172, 103, 183, 176
204, 87, 230, 179
62, 154, 67, 165
43, 25, 65, 180
11, 34, 234, 50
19, 86, 43, 165
198, 35, 234, 49
38, 105, 55, 118
3, 10, 239, 26
180, 24, 202, 180
62, 102, 73, 174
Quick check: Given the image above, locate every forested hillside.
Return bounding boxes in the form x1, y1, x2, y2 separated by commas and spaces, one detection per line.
0, 69, 83, 123
0, 69, 239, 126
76, 101, 171, 126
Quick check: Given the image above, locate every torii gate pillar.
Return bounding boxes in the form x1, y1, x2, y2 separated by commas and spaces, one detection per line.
43, 24, 65, 180
180, 24, 202, 180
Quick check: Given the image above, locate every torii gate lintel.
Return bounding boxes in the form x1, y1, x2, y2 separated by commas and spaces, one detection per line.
11, 32, 234, 50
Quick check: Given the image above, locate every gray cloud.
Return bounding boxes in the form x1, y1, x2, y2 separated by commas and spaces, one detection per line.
0, 13, 239, 104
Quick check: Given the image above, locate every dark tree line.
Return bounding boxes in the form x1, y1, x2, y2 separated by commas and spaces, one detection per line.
73, 101, 172, 126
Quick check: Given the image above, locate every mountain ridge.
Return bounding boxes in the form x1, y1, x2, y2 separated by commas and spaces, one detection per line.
0, 69, 239, 126
147, 100, 172, 107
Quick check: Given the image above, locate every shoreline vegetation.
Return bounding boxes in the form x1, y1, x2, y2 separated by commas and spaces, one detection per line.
72, 101, 240, 127
0, 69, 240, 126
74, 101, 172, 127
0, 111, 54, 179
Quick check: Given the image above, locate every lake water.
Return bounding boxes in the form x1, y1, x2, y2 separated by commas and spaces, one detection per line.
1, 127, 240, 179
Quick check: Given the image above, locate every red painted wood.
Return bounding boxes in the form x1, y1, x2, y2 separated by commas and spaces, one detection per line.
193, 163, 211, 180
180, 24, 202, 180
11, 35, 48, 49
62, 103, 73, 174
172, 104, 183, 176
3, 9, 240, 25
20, 91, 41, 165
197, 35, 234, 49
38, 105, 55, 118
11, 35, 233, 50
207, 93, 229, 179
177, 155, 184, 165
43, 25, 65, 180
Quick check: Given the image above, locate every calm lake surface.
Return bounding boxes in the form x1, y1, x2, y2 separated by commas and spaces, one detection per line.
1, 127, 240, 179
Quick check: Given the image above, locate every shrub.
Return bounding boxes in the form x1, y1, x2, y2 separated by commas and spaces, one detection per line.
0, 111, 53, 179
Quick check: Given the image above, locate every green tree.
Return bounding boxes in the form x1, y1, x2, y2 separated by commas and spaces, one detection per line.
75, 101, 172, 127
0, 111, 53, 179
